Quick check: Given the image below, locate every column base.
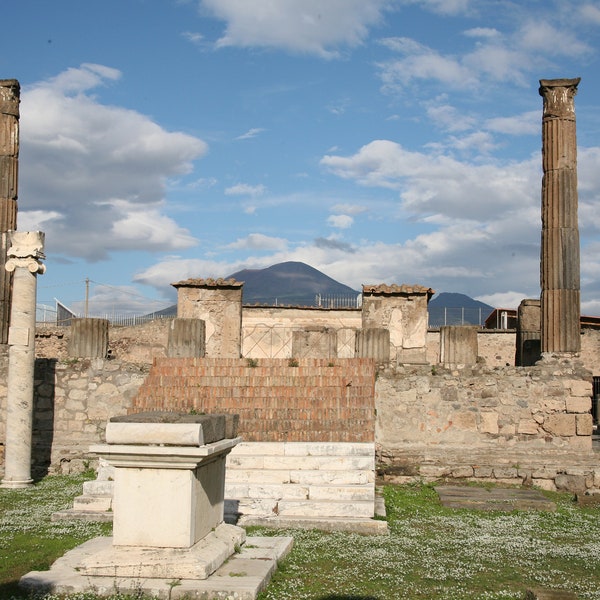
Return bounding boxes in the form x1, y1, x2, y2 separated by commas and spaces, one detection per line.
1, 478, 33, 489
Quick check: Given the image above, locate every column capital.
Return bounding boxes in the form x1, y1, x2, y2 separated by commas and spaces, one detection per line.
0, 79, 20, 117
5, 231, 46, 274
539, 78, 580, 119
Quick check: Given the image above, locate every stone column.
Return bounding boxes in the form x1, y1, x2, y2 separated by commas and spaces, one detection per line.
515, 299, 541, 366
1, 231, 45, 488
539, 78, 581, 355
0, 80, 20, 344
440, 325, 478, 367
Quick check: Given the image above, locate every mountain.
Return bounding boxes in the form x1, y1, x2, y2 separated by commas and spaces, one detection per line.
228, 261, 360, 307
428, 292, 494, 327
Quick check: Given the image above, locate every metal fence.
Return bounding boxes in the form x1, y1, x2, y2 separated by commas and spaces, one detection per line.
427, 306, 491, 328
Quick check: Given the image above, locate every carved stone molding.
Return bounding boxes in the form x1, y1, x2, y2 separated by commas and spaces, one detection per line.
539, 78, 580, 119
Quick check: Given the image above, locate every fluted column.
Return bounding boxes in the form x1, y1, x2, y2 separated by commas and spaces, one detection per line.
1, 231, 45, 488
539, 78, 581, 355
0, 79, 19, 344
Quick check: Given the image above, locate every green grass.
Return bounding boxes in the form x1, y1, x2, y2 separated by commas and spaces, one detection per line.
2, 476, 600, 599
254, 483, 600, 600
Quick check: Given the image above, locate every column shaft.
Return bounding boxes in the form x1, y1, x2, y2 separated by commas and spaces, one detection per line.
0, 79, 19, 345
1, 231, 45, 488
539, 78, 581, 354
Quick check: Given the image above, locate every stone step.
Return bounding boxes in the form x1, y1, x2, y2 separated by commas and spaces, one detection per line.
228, 498, 375, 519
72, 494, 112, 512
83, 480, 114, 495
226, 483, 374, 503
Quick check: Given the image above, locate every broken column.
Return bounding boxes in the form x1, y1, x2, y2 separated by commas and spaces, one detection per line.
439, 325, 478, 367
539, 78, 581, 355
0, 79, 20, 344
1, 231, 45, 488
516, 299, 541, 366
68, 318, 109, 358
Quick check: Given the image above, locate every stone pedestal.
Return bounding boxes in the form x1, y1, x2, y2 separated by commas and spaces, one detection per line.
361, 283, 434, 365
20, 418, 294, 598
172, 278, 242, 358
80, 413, 243, 579
1, 231, 45, 488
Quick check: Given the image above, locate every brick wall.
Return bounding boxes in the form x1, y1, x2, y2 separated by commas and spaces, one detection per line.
131, 357, 376, 443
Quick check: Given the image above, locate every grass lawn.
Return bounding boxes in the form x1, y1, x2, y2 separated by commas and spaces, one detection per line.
1, 475, 600, 599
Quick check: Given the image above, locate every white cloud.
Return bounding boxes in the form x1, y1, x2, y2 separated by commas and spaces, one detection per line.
331, 203, 368, 216
225, 183, 267, 197
182, 31, 204, 45
200, 0, 390, 58
327, 214, 354, 229
378, 37, 478, 92
579, 4, 600, 24
19, 65, 207, 260
517, 20, 590, 57
484, 111, 539, 136
463, 27, 500, 39
426, 103, 476, 133
475, 292, 528, 310
235, 128, 265, 140
227, 233, 288, 251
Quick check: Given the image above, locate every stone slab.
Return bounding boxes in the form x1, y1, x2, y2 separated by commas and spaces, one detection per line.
20, 535, 293, 600
435, 486, 556, 512
237, 515, 388, 535
106, 422, 208, 446
525, 588, 577, 599
110, 411, 239, 441
79, 524, 245, 579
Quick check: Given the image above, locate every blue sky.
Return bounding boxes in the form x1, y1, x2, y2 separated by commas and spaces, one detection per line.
2, 0, 600, 316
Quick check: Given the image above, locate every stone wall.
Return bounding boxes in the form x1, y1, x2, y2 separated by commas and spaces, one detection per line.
376, 359, 597, 491
0, 356, 148, 476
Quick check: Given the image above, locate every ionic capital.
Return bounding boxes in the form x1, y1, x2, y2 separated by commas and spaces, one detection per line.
5, 231, 46, 274
539, 78, 580, 119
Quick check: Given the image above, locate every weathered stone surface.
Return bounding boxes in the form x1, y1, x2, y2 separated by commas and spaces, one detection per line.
479, 412, 499, 434
555, 473, 587, 493
542, 414, 576, 436
525, 587, 577, 599
565, 395, 591, 412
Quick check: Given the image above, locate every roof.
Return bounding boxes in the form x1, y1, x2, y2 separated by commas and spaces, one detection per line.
362, 284, 435, 298
171, 277, 243, 289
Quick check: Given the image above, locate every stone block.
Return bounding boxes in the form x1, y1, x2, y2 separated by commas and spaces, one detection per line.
419, 465, 451, 477
555, 473, 587, 493
473, 466, 494, 478
492, 466, 518, 479
453, 411, 477, 431
543, 414, 576, 436
450, 466, 474, 478
480, 412, 499, 434
569, 379, 593, 397
278, 499, 374, 518
576, 413, 593, 436
517, 419, 539, 435
532, 478, 556, 491
308, 485, 374, 502
565, 396, 591, 413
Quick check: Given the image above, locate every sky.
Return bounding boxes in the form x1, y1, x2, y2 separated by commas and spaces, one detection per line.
2, 0, 600, 317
